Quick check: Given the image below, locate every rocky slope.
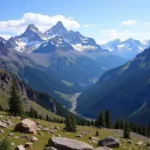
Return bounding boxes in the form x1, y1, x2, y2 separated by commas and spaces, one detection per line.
0, 70, 72, 118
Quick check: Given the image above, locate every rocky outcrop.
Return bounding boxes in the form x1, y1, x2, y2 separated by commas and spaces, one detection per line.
48, 137, 93, 150
98, 137, 120, 148
14, 119, 37, 134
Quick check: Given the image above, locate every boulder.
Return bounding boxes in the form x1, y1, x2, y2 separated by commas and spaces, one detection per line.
14, 119, 37, 134
98, 137, 120, 148
15, 145, 25, 150
30, 136, 38, 142
136, 141, 143, 146
0, 121, 8, 128
49, 137, 93, 150
24, 142, 32, 148
0, 130, 4, 132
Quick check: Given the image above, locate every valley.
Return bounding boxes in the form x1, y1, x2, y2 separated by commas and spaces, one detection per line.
0, 3, 150, 149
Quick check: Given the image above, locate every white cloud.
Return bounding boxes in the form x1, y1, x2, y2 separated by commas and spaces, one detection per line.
0, 34, 11, 40
98, 29, 150, 44
0, 13, 80, 34
83, 24, 96, 28
121, 20, 137, 26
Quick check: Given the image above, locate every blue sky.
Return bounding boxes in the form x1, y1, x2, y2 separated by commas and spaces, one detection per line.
0, 0, 150, 43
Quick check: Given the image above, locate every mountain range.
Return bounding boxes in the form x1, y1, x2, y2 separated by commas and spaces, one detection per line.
77, 46, 150, 125
101, 38, 150, 59
0, 21, 126, 109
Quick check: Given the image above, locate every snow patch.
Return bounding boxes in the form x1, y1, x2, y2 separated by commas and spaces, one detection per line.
72, 44, 97, 51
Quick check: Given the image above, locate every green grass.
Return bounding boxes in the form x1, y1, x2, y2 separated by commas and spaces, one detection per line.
0, 111, 149, 150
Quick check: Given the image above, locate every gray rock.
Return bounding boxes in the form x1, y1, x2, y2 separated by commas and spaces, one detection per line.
15, 145, 25, 150
14, 119, 37, 134
98, 137, 120, 148
0, 120, 8, 128
24, 142, 32, 148
49, 137, 93, 150
30, 136, 38, 142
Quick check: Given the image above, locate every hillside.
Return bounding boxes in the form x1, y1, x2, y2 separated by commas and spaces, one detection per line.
77, 47, 150, 125
0, 70, 73, 119
0, 111, 149, 150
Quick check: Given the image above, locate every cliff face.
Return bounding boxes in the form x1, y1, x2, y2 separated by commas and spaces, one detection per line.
0, 70, 57, 113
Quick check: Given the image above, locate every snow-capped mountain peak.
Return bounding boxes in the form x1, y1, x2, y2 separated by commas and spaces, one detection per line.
45, 21, 68, 36
45, 21, 102, 52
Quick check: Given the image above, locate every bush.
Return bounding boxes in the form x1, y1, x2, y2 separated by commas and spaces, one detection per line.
0, 139, 11, 150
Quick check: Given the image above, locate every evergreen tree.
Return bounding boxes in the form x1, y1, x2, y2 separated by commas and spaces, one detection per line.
64, 115, 76, 132
105, 110, 112, 128
123, 122, 130, 139
97, 110, 105, 127
8, 80, 23, 116
142, 126, 147, 136
138, 126, 142, 135
46, 114, 49, 121
115, 119, 121, 129
95, 129, 99, 136
120, 119, 125, 129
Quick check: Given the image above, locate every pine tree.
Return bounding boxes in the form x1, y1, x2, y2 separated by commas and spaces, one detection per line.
46, 114, 49, 121
95, 129, 99, 136
115, 119, 121, 129
97, 110, 105, 127
105, 110, 112, 128
8, 80, 23, 116
120, 119, 125, 129
64, 115, 76, 132
123, 122, 130, 139
138, 126, 142, 135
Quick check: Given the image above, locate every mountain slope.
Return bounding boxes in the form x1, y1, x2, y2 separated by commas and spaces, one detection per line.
0, 70, 64, 119
77, 47, 150, 125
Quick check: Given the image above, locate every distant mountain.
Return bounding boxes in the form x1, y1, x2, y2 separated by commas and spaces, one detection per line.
101, 38, 150, 59
77, 46, 150, 125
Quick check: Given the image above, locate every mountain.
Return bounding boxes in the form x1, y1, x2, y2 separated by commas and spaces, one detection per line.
77, 46, 150, 125
0, 22, 126, 109
101, 38, 150, 59
45, 21, 101, 52
8, 24, 47, 52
